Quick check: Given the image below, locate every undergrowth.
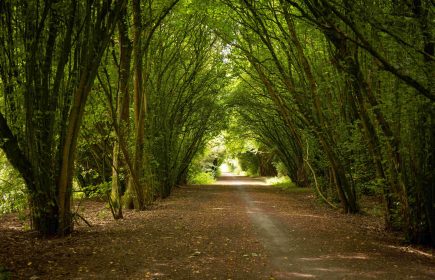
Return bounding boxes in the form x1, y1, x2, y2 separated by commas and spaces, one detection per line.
188, 171, 215, 185
267, 176, 311, 193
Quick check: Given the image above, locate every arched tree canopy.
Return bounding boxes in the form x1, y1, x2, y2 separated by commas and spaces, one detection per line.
0, 0, 433, 246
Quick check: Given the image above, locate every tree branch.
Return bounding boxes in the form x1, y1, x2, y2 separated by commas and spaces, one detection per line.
0, 112, 34, 190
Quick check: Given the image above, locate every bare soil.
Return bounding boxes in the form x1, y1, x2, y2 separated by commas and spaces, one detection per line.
1, 175, 434, 279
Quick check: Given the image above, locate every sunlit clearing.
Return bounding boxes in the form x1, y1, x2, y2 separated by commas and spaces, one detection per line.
220, 163, 231, 173
266, 176, 292, 185
266, 176, 297, 189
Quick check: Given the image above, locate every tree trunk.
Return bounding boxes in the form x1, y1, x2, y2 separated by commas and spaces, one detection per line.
131, 0, 146, 209
413, 0, 435, 246
110, 4, 132, 219
280, 2, 357, 210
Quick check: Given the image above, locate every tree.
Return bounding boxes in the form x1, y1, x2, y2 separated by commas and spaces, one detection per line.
97, 0, 227, 209
218, 0, 434, 245
219, 0, 358, 212
0, 0, 125, 236
145, 9, 228, 197
292, 0, 434, 245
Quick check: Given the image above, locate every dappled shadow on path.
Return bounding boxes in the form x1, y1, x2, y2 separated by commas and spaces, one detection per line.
212, 174, 435, 279
1, 174, 434, 279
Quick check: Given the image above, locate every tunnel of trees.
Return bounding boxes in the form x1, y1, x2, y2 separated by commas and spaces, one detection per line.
0, 0, 433, 247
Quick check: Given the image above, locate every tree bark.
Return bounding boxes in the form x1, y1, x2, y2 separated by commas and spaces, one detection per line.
111, 3, 132, 219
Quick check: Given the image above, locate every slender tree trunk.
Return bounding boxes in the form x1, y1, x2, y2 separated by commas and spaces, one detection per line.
412, 0, 435, 245
281, 1, 358, 211
57, 0, 126, 235
349, 67, 395, 228
111, 4, 132, 219
128, 0, 147, 209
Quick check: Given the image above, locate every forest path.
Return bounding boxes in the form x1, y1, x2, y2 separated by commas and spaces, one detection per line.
216, 174, 435, 279
1, 174, 435, 279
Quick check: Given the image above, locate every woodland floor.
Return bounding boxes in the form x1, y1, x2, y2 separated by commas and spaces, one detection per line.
1, 175, 435, 279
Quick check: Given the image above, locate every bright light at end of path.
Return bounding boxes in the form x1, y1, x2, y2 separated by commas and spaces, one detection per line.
220, 163, 230, 173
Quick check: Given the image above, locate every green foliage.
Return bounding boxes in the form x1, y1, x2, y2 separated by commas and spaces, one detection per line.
187, 135, 226, 185
222, 158, 244, 175
76, 92, 114, 191
0, 266, 11, 280
216, 0, 435, 244
188, 171, 215, 185
274, 162, 288, 177
0, 152, 27, 215
0, 0, 432, 245
359, 178, 385, 197
267, 176, 310, 193
0, 0, 125, 235
83, 181, 112, 199
237, 151, 259, 176
334, 121, 379, 196
142, 9, 230, 197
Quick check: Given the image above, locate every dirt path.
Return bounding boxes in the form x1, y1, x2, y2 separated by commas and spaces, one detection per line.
218, 175, 435, 279
1, 175, 435, 279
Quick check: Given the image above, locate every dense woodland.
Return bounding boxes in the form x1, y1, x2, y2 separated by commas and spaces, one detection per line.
0, 0, 433, 247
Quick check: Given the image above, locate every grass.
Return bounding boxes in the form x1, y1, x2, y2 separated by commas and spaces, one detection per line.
266, 176, 312, 193
189, 171, 215, 185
